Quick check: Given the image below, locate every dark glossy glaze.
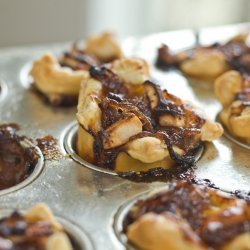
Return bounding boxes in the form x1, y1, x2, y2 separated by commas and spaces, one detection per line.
156, 40, 250, 75
79, 66, 205, 175
0, 124, 38, 190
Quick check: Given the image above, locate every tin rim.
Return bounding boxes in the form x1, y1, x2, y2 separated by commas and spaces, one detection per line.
216, 113, 250, 150
0, 139, 44, 196
112, 188, 170, 250
0, 208, 94, 250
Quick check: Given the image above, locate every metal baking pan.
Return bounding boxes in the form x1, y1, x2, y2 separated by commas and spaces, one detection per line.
0, 24, 249, 250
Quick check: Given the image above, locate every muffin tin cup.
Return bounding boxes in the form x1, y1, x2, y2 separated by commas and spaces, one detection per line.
0, 139, 44, 196
0, 208, 94, 250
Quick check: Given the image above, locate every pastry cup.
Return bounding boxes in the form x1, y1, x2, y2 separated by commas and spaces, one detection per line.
30, 32, 123, 106
76, 58, 223, 173
214, 70, 250, 145
115, 181, 250, 250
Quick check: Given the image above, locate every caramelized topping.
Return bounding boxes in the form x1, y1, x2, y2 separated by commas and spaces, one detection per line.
0, 211, 53, 250
156, 39, 250, 74
124, 181, 250, 248
60, 47, 98, 71
0, 124, 38, 190
78, 66, 208, 170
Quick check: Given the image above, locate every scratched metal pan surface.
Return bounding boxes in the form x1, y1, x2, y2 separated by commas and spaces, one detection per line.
0, 24, 249, 250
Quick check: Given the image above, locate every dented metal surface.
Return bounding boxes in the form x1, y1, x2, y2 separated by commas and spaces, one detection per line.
0, 25, 249, 250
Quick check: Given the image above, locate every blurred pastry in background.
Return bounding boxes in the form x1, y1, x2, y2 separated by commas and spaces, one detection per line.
0, 203, 74, 250
214, 70, 250, 144
156, 32, 250, 82
31, 32, 123, 106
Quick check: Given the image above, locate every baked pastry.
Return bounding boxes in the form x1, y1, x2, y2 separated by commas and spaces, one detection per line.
31, 32, 123, 106
76, 58, 223, 173
156, 33, 250, 81
214, 70, 250, 143
0, 203, 74, 250
0, 124, 39, 190
123, 180, 250, 250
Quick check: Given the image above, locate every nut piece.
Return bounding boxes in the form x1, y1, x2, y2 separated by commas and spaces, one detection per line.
103, 114, 143, 149
127, 137, 169, 163
31, 53, 88, 96
111, 58, 150, 85
159, 114, 185, 127
85, 32, 123, 62
214, 70, 243, 108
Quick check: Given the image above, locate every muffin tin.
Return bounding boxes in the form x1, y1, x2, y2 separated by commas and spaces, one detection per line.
0, 24, 249, 250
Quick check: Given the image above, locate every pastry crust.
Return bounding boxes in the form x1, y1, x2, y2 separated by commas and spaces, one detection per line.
76, 78, 102, 134
76, 59, 222, 172
214, 70, 243, 108
180, 49, 229, 80
31, 53, 88, 102
0, 203, 73, 250
111, 58, 150, 85
214, 70, 250, 143
124, 181, 250, 250
85, 32, 123, 62
127, 213, 205, 250
31, 32, 123, 105
156, 33, 250, 81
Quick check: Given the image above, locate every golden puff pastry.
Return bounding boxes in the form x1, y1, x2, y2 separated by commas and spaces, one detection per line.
31, 53, 88, 105
76, 59, 222, 173
85, 32, 123, 63
214, 70, 250, 143
180, 48, 229, 80
156, 33, 250, 81
0, 203, 73, 250
31, 32, 123, 106
110, 58, 150, 85
124, 181, 250, 250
